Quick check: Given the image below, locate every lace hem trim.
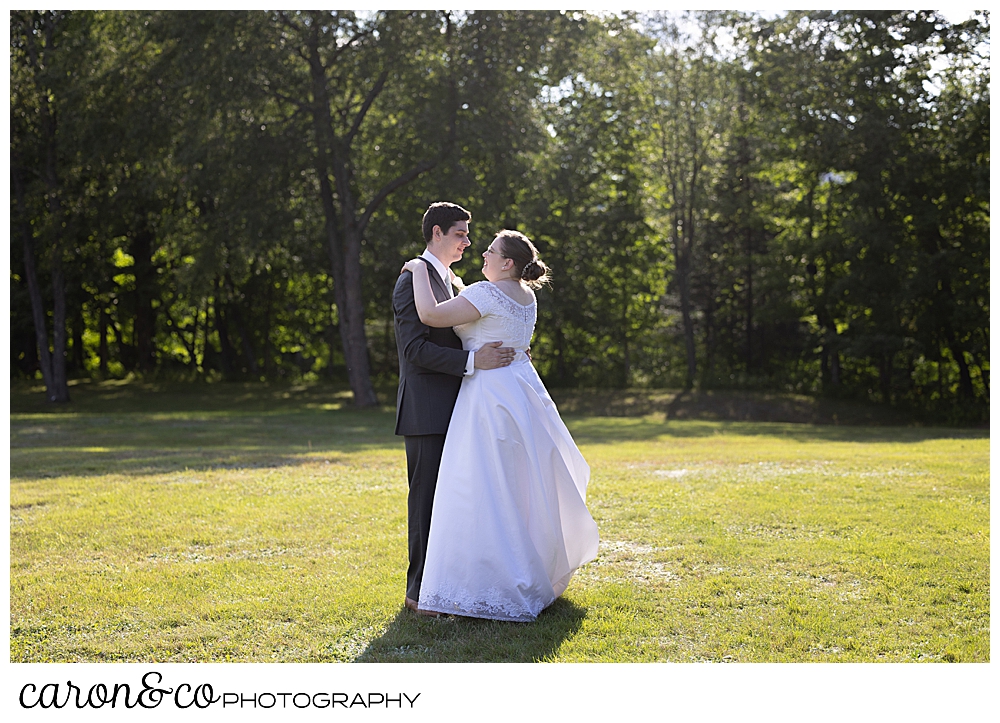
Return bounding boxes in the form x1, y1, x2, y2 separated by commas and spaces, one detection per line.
418, 585, 547, 622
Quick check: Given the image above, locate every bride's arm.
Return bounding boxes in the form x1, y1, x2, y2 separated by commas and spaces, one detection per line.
402, 260, 482, 327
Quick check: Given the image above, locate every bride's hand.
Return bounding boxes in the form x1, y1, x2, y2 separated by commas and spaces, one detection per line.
400, 259, 423, 275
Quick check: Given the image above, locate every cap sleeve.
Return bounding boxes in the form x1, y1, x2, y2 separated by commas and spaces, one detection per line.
458, 281, 498, 317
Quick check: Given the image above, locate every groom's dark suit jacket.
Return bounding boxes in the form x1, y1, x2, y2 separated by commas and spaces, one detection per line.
393, 258, 468, 435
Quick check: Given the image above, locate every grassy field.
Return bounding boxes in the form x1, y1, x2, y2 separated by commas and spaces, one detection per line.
9, 381, 990, 662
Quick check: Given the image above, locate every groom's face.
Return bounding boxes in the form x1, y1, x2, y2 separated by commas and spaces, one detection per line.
430, 220, 471, 266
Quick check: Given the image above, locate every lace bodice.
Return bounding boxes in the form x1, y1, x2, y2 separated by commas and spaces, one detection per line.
454, 281, 536, 358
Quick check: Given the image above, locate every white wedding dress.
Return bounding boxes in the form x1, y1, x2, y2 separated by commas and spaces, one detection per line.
417, 281, 600, 622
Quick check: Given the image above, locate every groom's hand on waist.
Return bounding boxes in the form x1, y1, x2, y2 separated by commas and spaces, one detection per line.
475, 342, 516, 370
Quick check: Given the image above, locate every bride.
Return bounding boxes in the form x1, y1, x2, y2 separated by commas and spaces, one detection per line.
401, 230, 599, 622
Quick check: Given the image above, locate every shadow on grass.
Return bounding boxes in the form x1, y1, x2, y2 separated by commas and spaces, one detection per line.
10, 410, 402, 479
552, 387, 989, 429
11, 381, 408, 479
564, 417, 989, 446
13, 412, 987, 482
12, 381, 987, 482
9, 448, 396, 480
356, 598, 587, 663
10, 379, 382, 415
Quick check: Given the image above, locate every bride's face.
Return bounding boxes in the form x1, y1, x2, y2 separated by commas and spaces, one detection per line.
482, 238, 512, 282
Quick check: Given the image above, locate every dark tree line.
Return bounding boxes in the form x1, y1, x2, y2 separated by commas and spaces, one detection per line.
10, 10, 989, 420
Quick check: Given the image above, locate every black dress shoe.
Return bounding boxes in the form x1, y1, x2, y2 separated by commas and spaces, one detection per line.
405, 596, 443, 618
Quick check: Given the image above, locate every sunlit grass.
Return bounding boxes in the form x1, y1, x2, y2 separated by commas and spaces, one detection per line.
10, 382, 989, 662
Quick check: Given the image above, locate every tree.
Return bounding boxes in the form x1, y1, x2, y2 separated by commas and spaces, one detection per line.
272, 11, 461, 405
518, 16, 667, 388
10, 10, 86, 402
642, 13, 737, 388
745, 10, 989, 408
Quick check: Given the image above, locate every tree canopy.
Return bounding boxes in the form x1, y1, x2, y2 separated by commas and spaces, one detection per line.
10, 10, 989, 421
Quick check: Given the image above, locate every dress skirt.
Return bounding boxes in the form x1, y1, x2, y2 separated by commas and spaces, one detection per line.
417, 358, 599, 621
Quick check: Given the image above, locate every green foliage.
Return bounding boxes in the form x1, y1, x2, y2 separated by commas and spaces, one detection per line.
9, 10, 989, 418
517, 20, 668, 388
742, 10, 989, 414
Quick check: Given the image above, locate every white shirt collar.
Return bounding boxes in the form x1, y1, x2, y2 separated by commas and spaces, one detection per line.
420, 249, 451, 287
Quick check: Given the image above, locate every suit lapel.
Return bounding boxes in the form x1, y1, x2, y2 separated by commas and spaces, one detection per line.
421, 257, 452, 301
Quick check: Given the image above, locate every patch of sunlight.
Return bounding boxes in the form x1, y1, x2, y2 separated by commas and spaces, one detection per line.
654, 469, 690, 478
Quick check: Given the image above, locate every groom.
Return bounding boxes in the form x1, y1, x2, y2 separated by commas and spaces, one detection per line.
393, 201, 515, 617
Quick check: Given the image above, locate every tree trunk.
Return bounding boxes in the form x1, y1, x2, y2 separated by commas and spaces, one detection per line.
555, 323, 567, 385
310, 126, 376, 403
879, 352, 892, 403
110, 310, 134, 370
232, 300, 259, 376
304, 29, 374, 406
43, 129, 70, 401
163, 305, 198, 368
745, 228, 754, 373
38, 18, 70, 403
71, 308, 85, 372
14, 170, 56, 395
324, 323, 340, 379
49, 253, 71, 402
195, 297, 207, 370
99, 308, 109, 376
328, 136, 380, 405
949, 340, 975, 399
621, 294, 631, 386
108, 313, 121, 366
702, 283, 716, 381
188, 305, 201, 370
339, 223, 379, 406
315, 161, 356, 384
674, 227, 697, 390
263, 272, 273, 376
18, 15, 69, 401
737, 80, 753, 376
382, 314, 394, 379
212, 278, 237, 379
298, 18, 453, 407
131, 226, 157, 372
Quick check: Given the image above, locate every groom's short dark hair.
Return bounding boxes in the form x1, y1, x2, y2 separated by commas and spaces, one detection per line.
422, 202, 471, 243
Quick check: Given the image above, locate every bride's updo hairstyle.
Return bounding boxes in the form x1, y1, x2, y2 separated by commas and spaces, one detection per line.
496, 230, 550, 289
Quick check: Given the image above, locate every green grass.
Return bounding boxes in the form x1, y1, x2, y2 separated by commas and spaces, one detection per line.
9, 381, 989, 662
